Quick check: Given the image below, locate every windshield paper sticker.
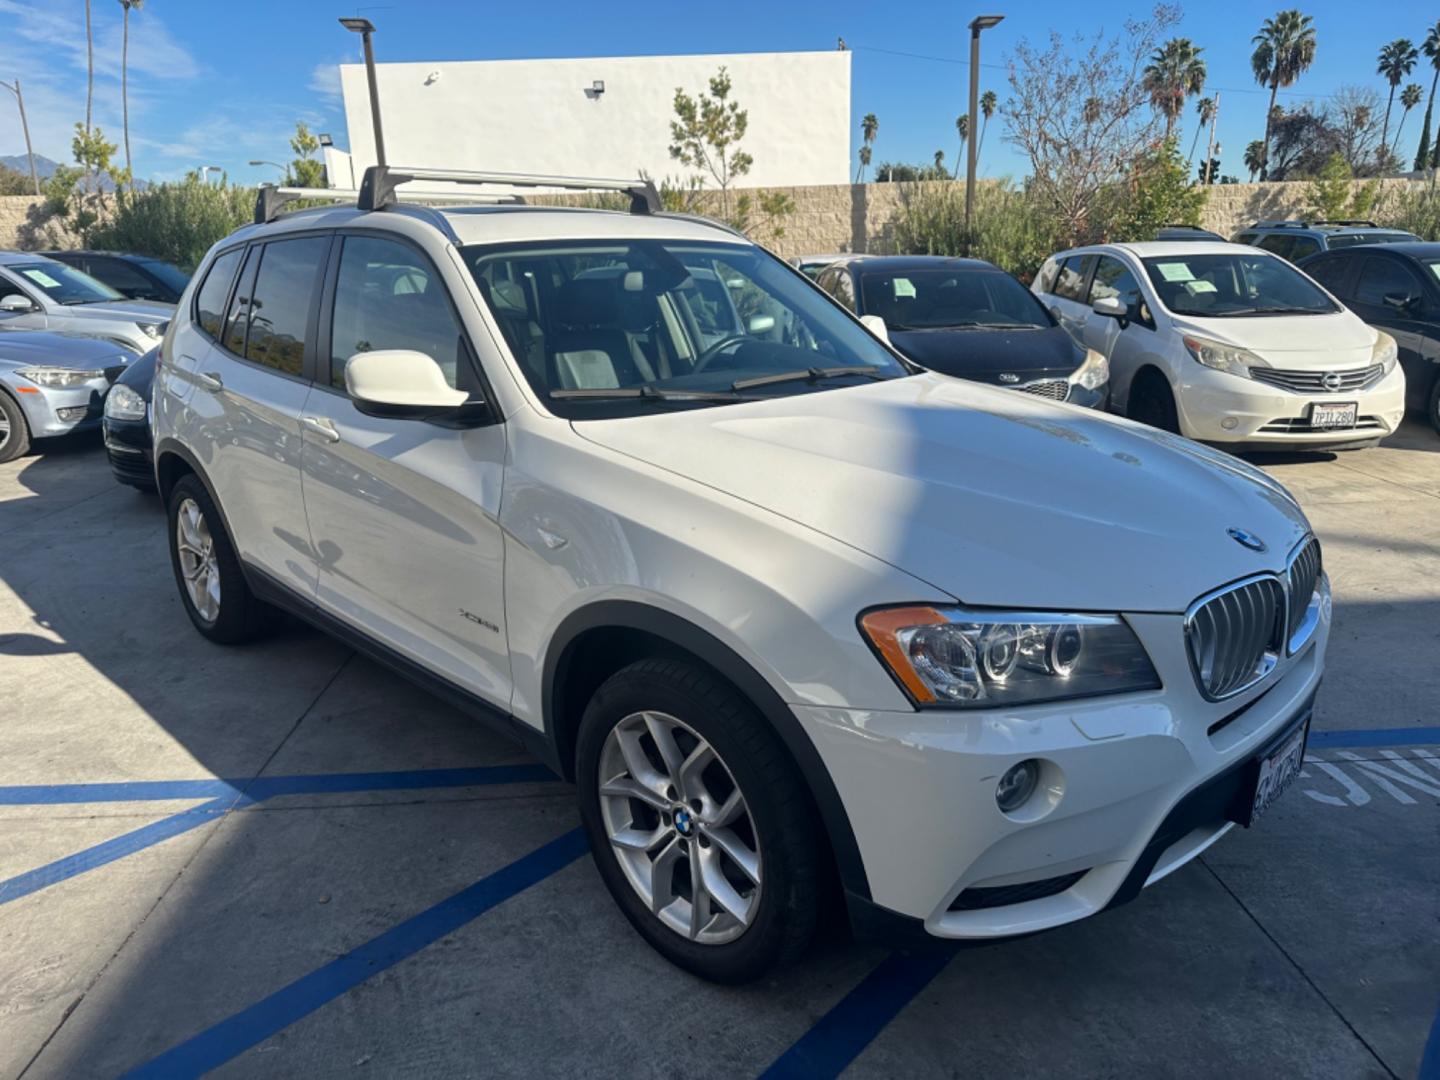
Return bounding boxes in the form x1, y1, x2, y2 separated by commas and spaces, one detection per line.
1156, 263, 1194, 283
892, 277, 917, 298
1184, 279, 1218, 293
20, 269, 61, 288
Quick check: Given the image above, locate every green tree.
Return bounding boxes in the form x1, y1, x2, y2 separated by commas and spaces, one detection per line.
119, 0, 144, 189
49, 123, 126, 244
978, 89, 997, 161
856, 112, 878, 182
1105, 137, 1208, 241
1243, 139, 1267, 181
1376, 38, 1418, 155
1306, 152, 1378, 219
856, 144, 871, 183
1189, 95, 1216, 169
1416, 21, 1440, 170
289, 121, 325, 187
668, 66, 752, 221
0, 164, 33, 195
952, 115, 967, 178
1251, 10, 1318, 180
92, 174, 256, 269
934, 148, 945, 173
1143, 37, 1207, 139
1394, 83, 1423, 156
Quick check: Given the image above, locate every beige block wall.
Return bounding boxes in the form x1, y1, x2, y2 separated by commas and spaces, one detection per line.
0, 195, 78, 251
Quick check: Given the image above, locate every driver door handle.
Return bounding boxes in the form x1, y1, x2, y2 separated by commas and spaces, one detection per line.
195, 371, 223, 393
301, 415, 341, 443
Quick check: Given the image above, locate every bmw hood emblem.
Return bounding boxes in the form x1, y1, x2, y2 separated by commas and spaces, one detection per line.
1227, 527, 1267, 552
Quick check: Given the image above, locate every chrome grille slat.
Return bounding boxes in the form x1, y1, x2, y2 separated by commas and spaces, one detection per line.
1014, 378, 1069, 401
1286, 537, 1323, 654
1186, 576, 1285, 700
1250, 364, 1384, 393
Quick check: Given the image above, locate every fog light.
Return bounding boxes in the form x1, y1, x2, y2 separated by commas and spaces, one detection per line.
996, 759, 1040, 812
57, 406, 88, 421
1221, 416, 1239, 430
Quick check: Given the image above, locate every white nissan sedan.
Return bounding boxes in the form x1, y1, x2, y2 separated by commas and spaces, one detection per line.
1033, 241, 1405, 449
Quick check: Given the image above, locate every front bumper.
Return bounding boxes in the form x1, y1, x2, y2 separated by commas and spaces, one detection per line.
102, 415, 154, 487
1175, 363, 1405, 447
9, 378, 110, 438
797, 596, 1329, 939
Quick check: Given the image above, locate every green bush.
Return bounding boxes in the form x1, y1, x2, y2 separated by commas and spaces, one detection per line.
1101, 138, 1208, 243
892, 180, 1063, 283
90, 176, 256, 270
1376, 184, 1440, 240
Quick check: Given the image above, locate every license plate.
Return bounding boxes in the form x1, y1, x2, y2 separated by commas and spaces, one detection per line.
1247, 720, 1308, 825
1309, 401, 1357, 429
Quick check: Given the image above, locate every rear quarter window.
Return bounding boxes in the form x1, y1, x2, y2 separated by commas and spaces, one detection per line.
193, 247, 244, 340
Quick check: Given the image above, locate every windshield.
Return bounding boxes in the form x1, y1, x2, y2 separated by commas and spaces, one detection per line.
463, 239, 911, 418
859, 268, 1052, 330
138, 259, 190, 293
6, 261, 123, 305
1326, 232, 1420, 249
1141, 252, 1339, 317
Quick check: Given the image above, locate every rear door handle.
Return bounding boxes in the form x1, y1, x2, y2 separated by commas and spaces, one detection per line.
195, 371, 223, 392
301, 415, 341, 443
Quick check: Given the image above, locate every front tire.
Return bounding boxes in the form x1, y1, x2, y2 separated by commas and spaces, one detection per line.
166, 474, 272, 644
0, 393, 32, 464
576, 658, 822, 983
1128, 371, 1181, 435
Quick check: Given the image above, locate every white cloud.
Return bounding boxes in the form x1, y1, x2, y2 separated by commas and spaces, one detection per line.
308, 61, 343, 104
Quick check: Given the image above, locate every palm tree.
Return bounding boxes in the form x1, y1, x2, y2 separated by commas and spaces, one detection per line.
953, 115, 968, 178
1143, 38, 1207, 140
1394, 83, 1423, 154
1377, 38, 1418, 154
934, 149, 945, 177
119, 0, 144, 189
1417, 21, 1440, 171
1251, 10, 1318, 180
856, 144, 872, 183
856, 112, 878, 182
1189, 96, 1216, 169
1243, 139, 1266, 181
977, 89, 997, 160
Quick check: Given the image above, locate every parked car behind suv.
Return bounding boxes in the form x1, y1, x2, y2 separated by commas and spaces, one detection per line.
1232, 220, 1420, 263
153, 169, 1329, 983
814, 255, 1108, 406
0, 331, 133, 462
0, 252, 172, 353
43, 250, 190, 303
1033, 241, 1405, 450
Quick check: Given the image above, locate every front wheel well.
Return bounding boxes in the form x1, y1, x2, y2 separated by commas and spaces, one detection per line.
154, 449, 196, 503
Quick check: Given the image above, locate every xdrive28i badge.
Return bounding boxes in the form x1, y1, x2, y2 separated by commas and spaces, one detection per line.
1227, 527, 1267, 552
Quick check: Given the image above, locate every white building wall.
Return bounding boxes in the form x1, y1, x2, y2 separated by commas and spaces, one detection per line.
336, 51, 850, 190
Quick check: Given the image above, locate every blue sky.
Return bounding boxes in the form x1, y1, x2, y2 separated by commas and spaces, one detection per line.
0, 0, 1434, 188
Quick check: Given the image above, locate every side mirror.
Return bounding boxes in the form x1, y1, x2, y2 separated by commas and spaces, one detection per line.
1091, 295, 1127, 319
0, 294, 35, 313
345, 350, 469, 420
859, 314, 890, 344
747, 314, 776, 334
1382, 292, 1417, 312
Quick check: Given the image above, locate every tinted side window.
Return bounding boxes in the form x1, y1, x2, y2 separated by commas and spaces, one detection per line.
1233, 233, 1257, 246
1053, 255, 1094, 301
243, 237, 328, 375
329, 235, 463, 389
1304, 256, 1354, 297
1255, 234, 1295, 260
223, 247, 259, 356
1289, 236, 1321, 260
1087, 256, 1151, 325
1355, 257, 1422, 306
194, 247, 244, 340
88, 257, 158, 299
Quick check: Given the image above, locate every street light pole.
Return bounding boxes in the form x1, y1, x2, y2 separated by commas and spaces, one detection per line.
339, 17, 386, 168
965, 14, 1004, 255
0, 78, 40, 196
249, 159, 288, 181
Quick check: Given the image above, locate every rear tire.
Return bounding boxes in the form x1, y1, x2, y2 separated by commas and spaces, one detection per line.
576, 657, 822, 983
0, 393, 31, 464
1128, 371, 1181, 435
166, 474, 272, 644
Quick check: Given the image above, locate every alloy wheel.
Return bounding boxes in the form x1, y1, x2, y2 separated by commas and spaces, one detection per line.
0, 409, 9, 450
175, 497, 221, 623
597, 710, 762, 944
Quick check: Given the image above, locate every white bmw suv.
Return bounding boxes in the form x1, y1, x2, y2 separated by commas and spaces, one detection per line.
153, 168, 1329, 982
1033, 241, 1405, 449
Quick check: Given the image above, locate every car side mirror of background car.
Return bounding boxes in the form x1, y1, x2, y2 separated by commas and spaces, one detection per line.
1382, 292, 1417, 313
1091, 295, 1127, 319
0, 294, 35, 313
859, 314, 890, 344
345, 350, 471, 421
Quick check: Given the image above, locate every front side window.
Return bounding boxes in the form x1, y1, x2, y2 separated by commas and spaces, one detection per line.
463, 239, 911, 419
860, 268, 1051, 329
5, 261, 122, 305
1303, 256, 1354, 297
1052, 255, 1094, 302
89, 257, 162, 299
330, 235, 465, 389
138, 259, 190, 296
1288, 236, 1321, 259
229, 236, 328, 374
1354, 257, 1423, 306
1141, 252, 1340, 317
194, 247, 243, 339
1327, 232, 1421, 249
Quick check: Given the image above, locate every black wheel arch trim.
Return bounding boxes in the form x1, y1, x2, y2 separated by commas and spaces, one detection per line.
543, 599, 872, 901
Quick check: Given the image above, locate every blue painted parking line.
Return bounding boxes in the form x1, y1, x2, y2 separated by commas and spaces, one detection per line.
123, 827, 589, 1080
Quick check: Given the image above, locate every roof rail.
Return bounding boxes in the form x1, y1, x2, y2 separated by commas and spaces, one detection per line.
1160, 222, 1208, 230
254, 183, 523, 225
1251, 219, 1311, 229
1314, 219, 1378, 228
356, 165, 661, 215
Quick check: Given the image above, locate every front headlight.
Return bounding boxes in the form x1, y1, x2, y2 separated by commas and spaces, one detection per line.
17, 367, 106, 389
138, 322, 162, 340
104, 382, 147, 421
1372, 331, 1398, 374
1070, 348, 1109, 390
859, 606, 1160, 708
1181, 334, 1270, 379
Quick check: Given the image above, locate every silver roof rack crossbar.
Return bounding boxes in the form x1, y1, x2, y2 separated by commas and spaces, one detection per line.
254, 183, 524, 225
356, 165, 662, 215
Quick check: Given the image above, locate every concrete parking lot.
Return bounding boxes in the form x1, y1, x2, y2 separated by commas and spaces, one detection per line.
1, 424, 1438, 1079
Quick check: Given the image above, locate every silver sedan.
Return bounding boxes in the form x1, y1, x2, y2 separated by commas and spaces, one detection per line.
0, 331, 135, 463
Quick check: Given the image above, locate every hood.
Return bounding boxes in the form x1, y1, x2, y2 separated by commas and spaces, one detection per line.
888, 325, 1079, 382
58, 298, 173, 324
0, 331, 133, 370
573, 373, 1310, 613
1175, 311, 1375, 368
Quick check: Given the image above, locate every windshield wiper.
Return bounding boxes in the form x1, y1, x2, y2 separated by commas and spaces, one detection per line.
1202, 306, 1324, 317
549, 385, 744, 402
731, 365, 887, 391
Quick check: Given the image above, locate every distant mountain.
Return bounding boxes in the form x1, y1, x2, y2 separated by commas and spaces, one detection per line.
0, 154, 61, 180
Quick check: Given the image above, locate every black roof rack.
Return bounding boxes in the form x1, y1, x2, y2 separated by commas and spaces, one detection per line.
1248, 218, 1384, 230
1313, 219, 1379, 228
356, 165, 661, 216
1250, 220, 1312, 229
253, 181, 525, 225
1160, 223, 1207, 230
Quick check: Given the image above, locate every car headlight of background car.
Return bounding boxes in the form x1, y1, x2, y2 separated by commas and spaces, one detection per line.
1181, 334, 1272, 379
860, 606, 1160, 708
104, 383, 147, 421
1372, 331, 1398, 375
1069, 348, 1109, 390
17, 367, 106, 389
